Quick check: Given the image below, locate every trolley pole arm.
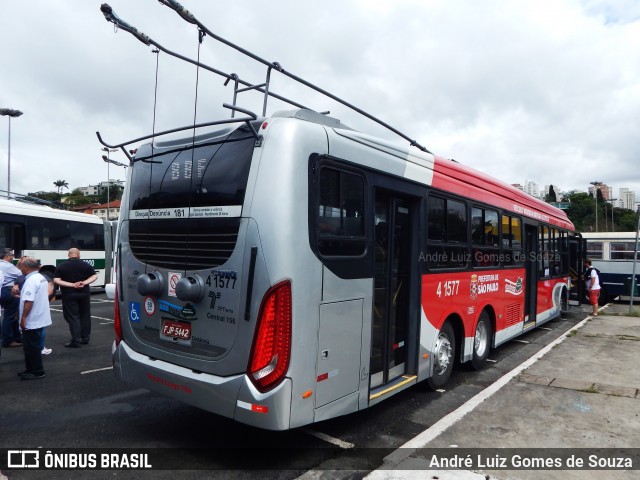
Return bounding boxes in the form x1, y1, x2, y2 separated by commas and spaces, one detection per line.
100, 4, 309, 112
157, 0, 432, 153
96, 115, 260, 163
100, 3, 151, 46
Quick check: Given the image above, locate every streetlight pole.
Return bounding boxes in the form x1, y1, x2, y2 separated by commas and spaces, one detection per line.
609, 198, 617, 232
590, 181, 601, 232
101, 152, 127, 220
0, 108, 23, 198
102, 147, 117, 220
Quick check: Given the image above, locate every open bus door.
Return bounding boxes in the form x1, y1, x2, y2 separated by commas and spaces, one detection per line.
523, 223, 538, 328
0, 222, 26, 258
369, 188, 420, 403
568, 232, 585, 306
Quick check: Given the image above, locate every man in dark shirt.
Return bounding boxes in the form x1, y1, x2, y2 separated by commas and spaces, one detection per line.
53, 248, 98, 348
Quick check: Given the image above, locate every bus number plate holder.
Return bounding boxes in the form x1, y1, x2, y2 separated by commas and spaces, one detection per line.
161, 319, 191, 340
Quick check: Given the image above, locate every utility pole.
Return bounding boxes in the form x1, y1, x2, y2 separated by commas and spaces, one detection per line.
0, 108, 23, 198
590, 181, 602, 232
101, 147, 117, 219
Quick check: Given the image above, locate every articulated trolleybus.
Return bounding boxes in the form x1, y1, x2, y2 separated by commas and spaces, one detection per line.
100, 2, 579, 430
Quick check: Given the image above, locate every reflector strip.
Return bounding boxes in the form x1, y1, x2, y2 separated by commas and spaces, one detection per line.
236, 400, 269, 414
317, 369, 339, 383
393, 340, 405, 350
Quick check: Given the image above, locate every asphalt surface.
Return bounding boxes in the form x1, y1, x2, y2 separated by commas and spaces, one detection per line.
366, 301, 640, 479
3, 293, 634, 479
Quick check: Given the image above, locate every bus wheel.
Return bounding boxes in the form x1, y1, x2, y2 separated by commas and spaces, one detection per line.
428, 322, 455, 389
471, 311, 492, 370
560, 287, 569, 314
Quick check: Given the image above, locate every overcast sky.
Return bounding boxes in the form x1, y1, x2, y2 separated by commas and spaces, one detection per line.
1, 0, 639, 201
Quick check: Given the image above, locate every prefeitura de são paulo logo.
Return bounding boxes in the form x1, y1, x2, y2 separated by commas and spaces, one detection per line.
470, 274, 478, 300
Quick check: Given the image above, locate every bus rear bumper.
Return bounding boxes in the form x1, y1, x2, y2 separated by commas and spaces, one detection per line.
113, 341, 293, 430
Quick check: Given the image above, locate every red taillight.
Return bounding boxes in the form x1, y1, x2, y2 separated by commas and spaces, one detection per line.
114, 286, 122, 345
248, 281, 292, 392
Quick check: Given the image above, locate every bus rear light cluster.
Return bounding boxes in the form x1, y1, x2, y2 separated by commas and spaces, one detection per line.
248, 281, 292, 392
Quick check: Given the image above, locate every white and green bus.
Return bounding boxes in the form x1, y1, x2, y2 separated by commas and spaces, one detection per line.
0, 197, 112, 287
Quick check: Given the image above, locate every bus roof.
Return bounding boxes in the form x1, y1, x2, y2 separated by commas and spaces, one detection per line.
329, 122, 574, 231
581, 231, 639, 240
432, 156, 574, 230
0, 198, 105, 224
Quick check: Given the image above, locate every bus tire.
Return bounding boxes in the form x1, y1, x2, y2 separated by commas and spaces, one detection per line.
471, 311, 491, 370
427, 322, 455, 389
560, 287, 569, 314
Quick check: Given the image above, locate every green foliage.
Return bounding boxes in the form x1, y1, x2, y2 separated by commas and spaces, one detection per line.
27, 191, 61, 203
98, 184, 123, 204
566, 192, 596, 231
544, 185, 557, 203
566, 191, 639, 232
616, 208, 640, 231
53, 179, 69, 194
63, 194, 93, 207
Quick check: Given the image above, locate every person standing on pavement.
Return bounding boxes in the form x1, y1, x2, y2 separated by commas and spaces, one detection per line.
584, 259, 601, 316
18, 257, 52, 380
0, 268, 4, 362
12, 257, 54, 356
0, 248, 24, 348
53, 248, 97, 348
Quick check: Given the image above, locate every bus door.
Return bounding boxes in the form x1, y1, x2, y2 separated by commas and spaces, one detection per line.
0, 221, 25, 255
524, 224, 538, 328
568, 233, 585, 305
370, 191, 413, 390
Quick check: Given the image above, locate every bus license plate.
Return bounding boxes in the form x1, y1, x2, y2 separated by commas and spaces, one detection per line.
162, 319, 191, 340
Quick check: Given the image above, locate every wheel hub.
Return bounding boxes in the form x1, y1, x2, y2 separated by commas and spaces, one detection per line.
433, 334, 452, 376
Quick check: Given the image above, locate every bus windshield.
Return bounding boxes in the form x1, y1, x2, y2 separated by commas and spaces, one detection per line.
128, 126, 256, 215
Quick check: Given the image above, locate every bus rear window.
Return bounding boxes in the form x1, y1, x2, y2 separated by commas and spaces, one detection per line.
129, 127, 255, 211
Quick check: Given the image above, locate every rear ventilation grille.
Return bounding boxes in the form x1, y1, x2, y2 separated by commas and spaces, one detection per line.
129, 218, 240, 270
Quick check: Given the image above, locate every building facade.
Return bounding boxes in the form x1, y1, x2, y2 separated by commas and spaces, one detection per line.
619, 188, 636, 211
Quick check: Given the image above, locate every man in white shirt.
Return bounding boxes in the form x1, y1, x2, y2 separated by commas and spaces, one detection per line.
18, 258, 52, 380
584, 259, 601, 317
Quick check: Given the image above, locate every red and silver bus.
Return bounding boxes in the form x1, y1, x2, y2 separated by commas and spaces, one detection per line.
100, 2, 581, 430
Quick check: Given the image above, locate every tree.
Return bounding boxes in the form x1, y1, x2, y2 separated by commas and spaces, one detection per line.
566, 192, 596, 232
28, 191, 61, 203
53, 179, 69, 194
544, 185, 557, 203
616, 209, 640, 231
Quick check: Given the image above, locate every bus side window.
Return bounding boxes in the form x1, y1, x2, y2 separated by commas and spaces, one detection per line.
317, 167, 365, 256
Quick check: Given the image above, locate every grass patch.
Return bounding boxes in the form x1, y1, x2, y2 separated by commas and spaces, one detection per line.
580, 384, 598, 394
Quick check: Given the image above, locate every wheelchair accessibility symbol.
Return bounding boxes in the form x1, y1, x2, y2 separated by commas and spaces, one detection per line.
129, 302, 141, 323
